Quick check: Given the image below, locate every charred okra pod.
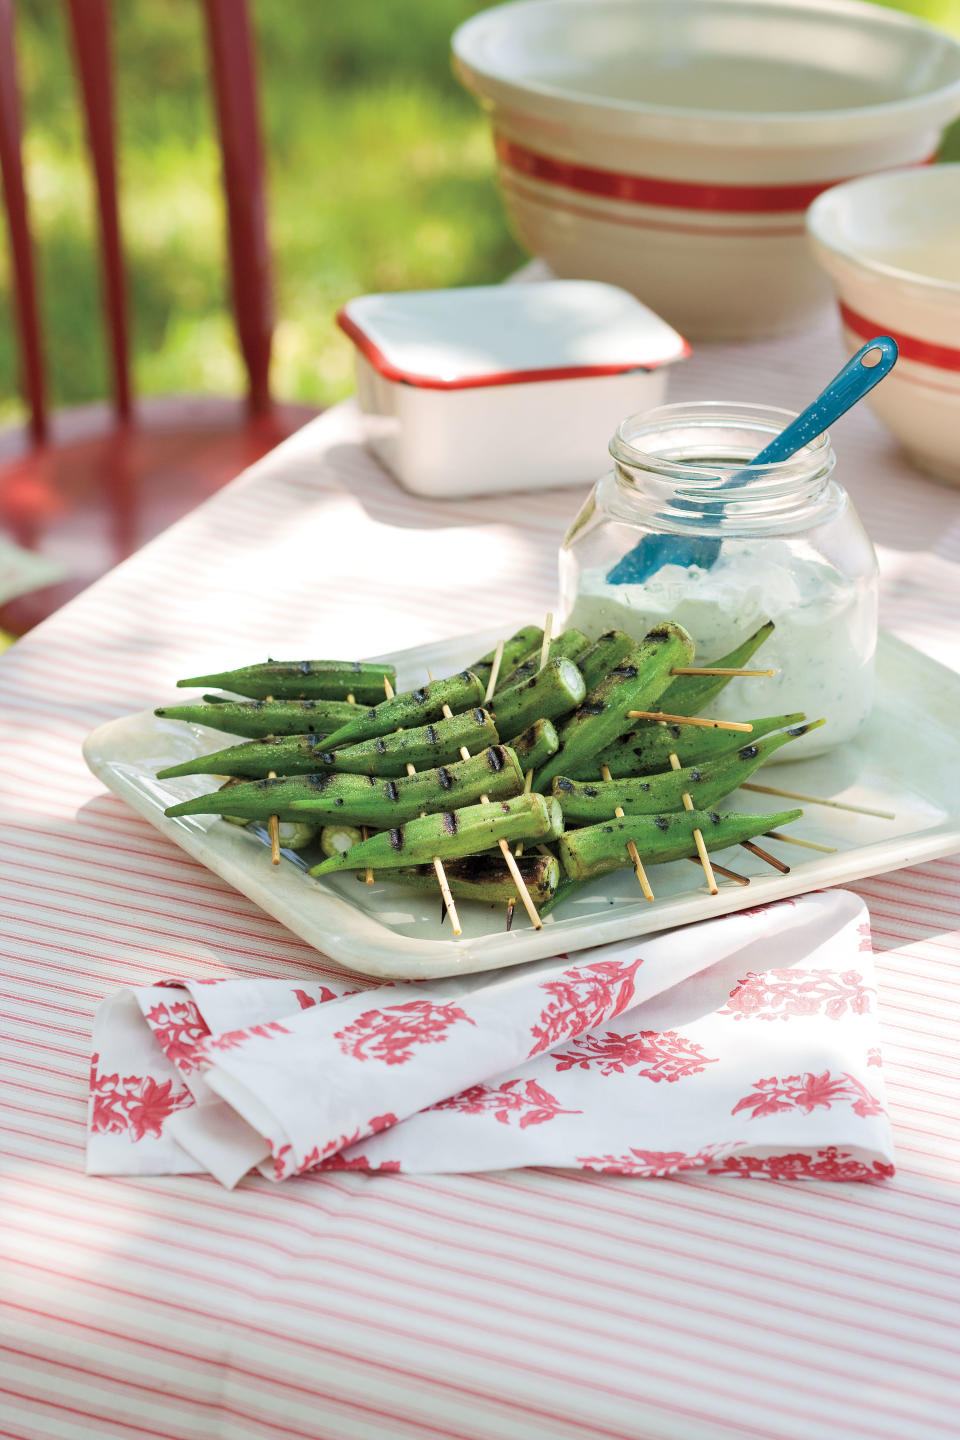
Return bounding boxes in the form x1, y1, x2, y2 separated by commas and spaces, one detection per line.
552, 722, 823, 823
320, 671, 485, 750
490, 658, 586, 742
595, 712, 807, 779
176, 658, 396, 704
559, 807, 803, 884
509, 718, 560, 774
155, 698, 370, 739
310, 793, 563, 875
156, 706, 499, 780
393, 852, 560, 905
165, 746, 523, 828
657, 621, 775, 716
496, 628, 591, 692
577, 630, 636, 692
534, 623, 695, 790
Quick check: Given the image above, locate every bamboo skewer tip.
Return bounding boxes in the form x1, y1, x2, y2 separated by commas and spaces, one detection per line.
601, 762, 654, 901
740, 781, 896, 821
266, 765, 281, 866
627, 710, 754, 733
765, 829, 838, 855
385, 673, 462, 932
483, 641, 505, 705
670, 667, 775, 678
538, 612, 553, 673
445, 693, 543, 931
668, 751, 719, 894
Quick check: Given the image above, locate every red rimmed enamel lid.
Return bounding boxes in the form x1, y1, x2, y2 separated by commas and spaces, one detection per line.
337, 280, 689, 390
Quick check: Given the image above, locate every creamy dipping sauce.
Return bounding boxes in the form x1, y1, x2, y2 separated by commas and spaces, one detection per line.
564, 539, 878, 759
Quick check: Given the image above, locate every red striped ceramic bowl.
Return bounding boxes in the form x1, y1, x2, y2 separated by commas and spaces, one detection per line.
452, 0, 960, 340
808, 163, 960, 485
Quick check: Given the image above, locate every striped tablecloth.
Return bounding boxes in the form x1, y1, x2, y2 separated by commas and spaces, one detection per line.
2, 313, 959, 1440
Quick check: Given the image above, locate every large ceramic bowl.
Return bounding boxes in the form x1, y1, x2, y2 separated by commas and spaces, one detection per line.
453, 0, 960, 339
808, 163, 960, 485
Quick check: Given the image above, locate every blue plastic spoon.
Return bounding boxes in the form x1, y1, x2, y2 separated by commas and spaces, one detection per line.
605, 336, 899, 586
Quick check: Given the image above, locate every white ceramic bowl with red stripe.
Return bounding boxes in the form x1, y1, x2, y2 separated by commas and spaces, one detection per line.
807, 163, 960, 485
452, 0, 960, 340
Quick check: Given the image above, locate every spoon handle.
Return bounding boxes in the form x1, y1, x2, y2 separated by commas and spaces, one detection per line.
752, 336, 898, 465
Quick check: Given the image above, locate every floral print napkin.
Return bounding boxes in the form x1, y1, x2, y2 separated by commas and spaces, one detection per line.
87, 889, 894, 1187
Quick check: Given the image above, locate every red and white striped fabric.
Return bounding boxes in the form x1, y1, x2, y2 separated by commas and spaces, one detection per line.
2, 311, 960, 1438
86, 891, 894, 1186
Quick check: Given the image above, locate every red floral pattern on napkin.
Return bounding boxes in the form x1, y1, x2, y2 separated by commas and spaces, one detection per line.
732, 1071, 884, 1120
529, 959, 643, 1055
89, 1053, 193, 1142
335, 1000, 475, 1064
554, 1029, 717, 1082
432, 1079, 579, 1128
721, 969, 873, 1022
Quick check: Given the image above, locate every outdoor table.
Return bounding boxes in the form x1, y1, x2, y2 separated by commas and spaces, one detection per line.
2, 312, 958, 1440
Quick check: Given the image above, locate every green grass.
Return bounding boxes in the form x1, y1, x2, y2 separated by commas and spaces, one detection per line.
1, 0, 957, 424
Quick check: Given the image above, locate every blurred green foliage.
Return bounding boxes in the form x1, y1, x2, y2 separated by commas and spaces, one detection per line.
0, 0, 957, 423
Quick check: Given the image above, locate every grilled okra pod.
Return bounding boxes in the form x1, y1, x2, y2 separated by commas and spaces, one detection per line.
310, 792, 564, 875
534, 623, 695, 790
320, 671, 485, 750
577, 630, 636, 692
559, 807, 803, 884
552, 721, 823, 823
393, 852, 560, 905
176, 658, 396, 703
155, 698, 369, 739
319, 824, 363, 858
496, 628, 591, 692
468, 627, 543, 691
657, 621, 775, 716
156, 707, 499, 780
490, 658, 586, 742
509, 718, 560, 774
165, 745, 523, 828
594, 712, 807, 779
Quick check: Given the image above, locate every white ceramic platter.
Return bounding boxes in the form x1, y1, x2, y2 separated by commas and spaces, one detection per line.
84, 629, 959, 981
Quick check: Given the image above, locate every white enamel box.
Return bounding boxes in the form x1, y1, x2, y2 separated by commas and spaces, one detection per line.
338, 281, 689, 498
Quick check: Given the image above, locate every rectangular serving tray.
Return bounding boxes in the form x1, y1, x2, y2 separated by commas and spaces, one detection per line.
83, 629, 959, 980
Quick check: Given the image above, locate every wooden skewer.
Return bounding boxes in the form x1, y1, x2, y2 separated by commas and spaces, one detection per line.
483, 639, 505, 706
507, 766, 536, 931
384, 674, 462, 935
263, 692, 282, 865
267, 771, 281, 865
740, 782, 895, 820
343, 689, 375, 885
430, 663, 543, 931
687, 857, 750, 886
740, 838, 790, 874
601, 762, 654, 901
627, 711, 754, 733
539, 613, 553, 672
479, 642, 523, 933
764, 829, 838, 854
670, 667, 775, 678
668, 751, 718, 894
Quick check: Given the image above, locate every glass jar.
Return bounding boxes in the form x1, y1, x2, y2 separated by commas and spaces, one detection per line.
558, 402, 879, 758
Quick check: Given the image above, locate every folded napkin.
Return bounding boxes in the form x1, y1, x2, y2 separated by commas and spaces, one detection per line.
87, 889, 894, 1186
